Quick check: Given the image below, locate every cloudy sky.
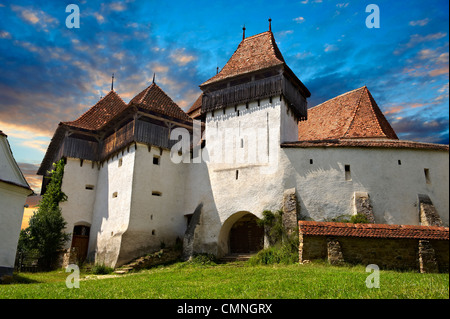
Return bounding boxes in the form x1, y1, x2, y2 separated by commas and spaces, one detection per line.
0, 0, 448, 193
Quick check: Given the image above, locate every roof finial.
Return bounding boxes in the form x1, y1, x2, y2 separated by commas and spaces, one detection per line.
216, 66, 219, 74
268, 18, 272, 32
152, 73, 155, 84
242, 24, 246, 40
111, 73, 114, 91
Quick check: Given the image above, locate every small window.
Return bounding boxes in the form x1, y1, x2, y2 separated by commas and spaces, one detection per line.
240, 138, 244, 148
152, 191, 162, 197
310, 159, 313, 164
118, 158, 123, 167
237, 110, 240, 116
345, 165, 351, 181
112, 192, 118, 198
398, 160, 402, 165
424, 168, 431, 184
153, 156, 160, 165
85, 184, 95, 190
151, 230, 156, 235
236, 170, 239, 180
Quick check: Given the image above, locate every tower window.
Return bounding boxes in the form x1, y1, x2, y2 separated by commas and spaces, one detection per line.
236, 170, 239, 180
153, 156, 160, 165
310, 159, 313, 164
85, 184, 94, 190
345, 165, 351, 181
398, 160, 402, 165
424, 168, 431, 184
118, 158, 123, 167
152, 191, 162, 197
240, 138, 244, 148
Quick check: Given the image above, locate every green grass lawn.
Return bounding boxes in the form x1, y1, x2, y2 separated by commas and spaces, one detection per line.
0, 260, 448, 299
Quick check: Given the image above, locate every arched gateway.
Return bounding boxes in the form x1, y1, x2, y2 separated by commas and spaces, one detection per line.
218, 212, 264, 257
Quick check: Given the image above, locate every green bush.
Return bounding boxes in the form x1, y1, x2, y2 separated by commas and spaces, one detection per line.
250, 209, 299, 265
187, 253, 217, 266
91, 264, 114, 275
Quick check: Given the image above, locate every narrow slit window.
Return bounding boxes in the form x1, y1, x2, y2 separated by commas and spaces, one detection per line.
240, 138, 244, 148
85, 185, 94, 190
424, 168, 431, 184
118, 158, 123, 167
398, 160, 402, 165
152, 191, 162, 197
151, 230, 156, 235
345, 165, 351, 181
310, 159, 313, 164
236, 170, 239, 180
153, 156, 160, 165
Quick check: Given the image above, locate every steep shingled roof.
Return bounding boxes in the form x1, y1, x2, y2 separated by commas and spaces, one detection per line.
200, 31, 285, 87
187, 93, 203, 119
298, 86, 398, 141
63, 90, 128, 131
129, 83, 192, 123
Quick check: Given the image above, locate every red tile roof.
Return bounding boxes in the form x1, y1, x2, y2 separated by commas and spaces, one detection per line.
298, 221, 449, 240
63, 90, 128, 131
281, 138, 449, 151
129, 83, 192, 122
200, 31, 285, 87
187, 93, 203, 119
298, 86, 398, 141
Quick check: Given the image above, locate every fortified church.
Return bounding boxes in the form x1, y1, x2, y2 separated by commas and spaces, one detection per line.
38, 23, 449, 268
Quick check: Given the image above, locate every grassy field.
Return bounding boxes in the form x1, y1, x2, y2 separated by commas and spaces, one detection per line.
0, 260, 448, 299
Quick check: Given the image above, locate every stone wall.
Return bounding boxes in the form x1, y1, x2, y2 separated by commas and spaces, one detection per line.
299, 221, 449, 272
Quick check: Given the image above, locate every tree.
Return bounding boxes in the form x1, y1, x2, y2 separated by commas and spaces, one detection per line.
21, 160, 71, 270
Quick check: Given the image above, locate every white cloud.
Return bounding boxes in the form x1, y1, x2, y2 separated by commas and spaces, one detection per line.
169, 49, 196, 66
409, 18, 430, 27
0, 30, 11, 39
293, 17, 305, 23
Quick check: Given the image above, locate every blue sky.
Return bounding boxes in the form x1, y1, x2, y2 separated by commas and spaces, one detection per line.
0, 0, 448, 192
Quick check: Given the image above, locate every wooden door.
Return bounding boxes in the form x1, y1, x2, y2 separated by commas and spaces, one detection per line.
229, 214, 264, 254
71, 225, 90, 263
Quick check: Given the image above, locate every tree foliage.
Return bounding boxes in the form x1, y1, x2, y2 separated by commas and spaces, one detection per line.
18, 160, 70, 269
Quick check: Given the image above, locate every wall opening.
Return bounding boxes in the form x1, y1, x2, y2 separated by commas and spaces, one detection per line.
236, 170, 239, 180
398, 160, 402, 165
310, 159, 313, 164
71, 225, 90, 264
118, 158, 123, 167
345, 165, 351, 181
152, 191, 162, 196
228, 214, 264, 254
153, 156, 160, 165
85, 184, 94, 190
112, 192, 118, 198
424, 168, 431, 184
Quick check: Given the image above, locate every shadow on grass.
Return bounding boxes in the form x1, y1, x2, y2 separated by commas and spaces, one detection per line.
9, 273, 41, 284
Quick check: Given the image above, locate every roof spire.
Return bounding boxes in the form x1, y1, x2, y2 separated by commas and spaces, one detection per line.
216, 66, 219, 74
268, 18, 272, 32
111, 73, 114, 91
152, 73, 156, 84
242, 24, 246, 40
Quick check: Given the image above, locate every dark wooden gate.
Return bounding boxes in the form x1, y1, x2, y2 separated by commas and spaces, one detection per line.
71, 225, 90, 263
229, 214, 264, 254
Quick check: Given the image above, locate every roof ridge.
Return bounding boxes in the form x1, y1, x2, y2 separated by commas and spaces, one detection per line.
342, 86, 367, 138
63, 90, 125, 126
308, 86, 367, 111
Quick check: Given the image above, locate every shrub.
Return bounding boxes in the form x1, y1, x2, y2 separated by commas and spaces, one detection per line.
251, 209, 299, 265
91, 264, 114, 275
